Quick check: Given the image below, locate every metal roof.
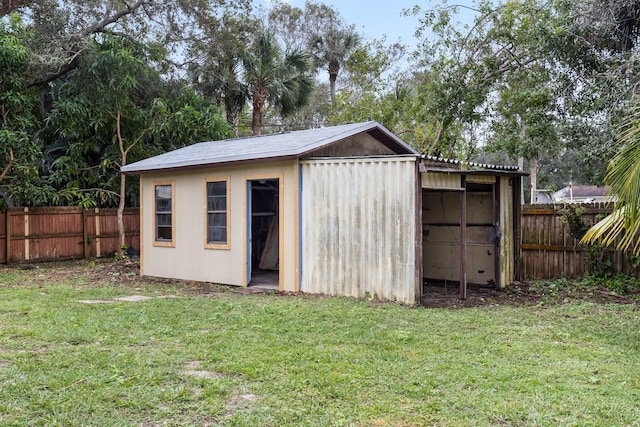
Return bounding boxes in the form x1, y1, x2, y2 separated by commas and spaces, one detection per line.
422, 154, 522, 172
122, 121, 418, 174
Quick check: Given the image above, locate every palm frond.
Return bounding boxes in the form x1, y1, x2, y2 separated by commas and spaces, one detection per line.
582, 103, 640, 253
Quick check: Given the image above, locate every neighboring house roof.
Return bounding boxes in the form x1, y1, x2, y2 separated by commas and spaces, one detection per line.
122, 121, 418, 174
553, 185, 613, 203
555, 185, 610, 198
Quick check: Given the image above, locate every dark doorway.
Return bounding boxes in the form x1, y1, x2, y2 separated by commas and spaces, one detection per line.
247, 179, 280, 289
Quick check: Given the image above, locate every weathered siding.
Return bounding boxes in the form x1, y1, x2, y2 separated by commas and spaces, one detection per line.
300, 157, 418, 304
499, 176, 515, 287
304, 133, 395, 157
421, 172, 461, 190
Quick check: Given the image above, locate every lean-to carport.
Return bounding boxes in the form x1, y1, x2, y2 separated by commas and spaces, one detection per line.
420, 157, 524, 299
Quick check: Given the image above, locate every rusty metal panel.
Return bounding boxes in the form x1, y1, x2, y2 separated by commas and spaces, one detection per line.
301, 157, 418, 304
421, 172, 461, 190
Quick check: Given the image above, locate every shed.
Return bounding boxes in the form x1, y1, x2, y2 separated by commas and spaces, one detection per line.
122, 121, 523, 304
420, 156, 524, 298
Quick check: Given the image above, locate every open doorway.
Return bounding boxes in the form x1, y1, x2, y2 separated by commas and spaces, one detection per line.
422, 183, 498, 289
246, 178, 280, 289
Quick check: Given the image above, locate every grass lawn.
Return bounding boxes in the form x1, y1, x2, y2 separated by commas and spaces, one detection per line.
0, 261, 639, 426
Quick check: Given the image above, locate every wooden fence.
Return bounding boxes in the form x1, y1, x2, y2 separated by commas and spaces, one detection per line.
519, 203, 638, 279
0, 207, 140, 264
3, 204, 637, 279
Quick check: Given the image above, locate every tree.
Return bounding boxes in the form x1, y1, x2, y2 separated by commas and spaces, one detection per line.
487, 65, 561, 203
190, 12, 257, 137
407, 0, 639, 197
50, 36, 230, 257
0, 15, 48, 208
242, 31, 314, 136
6, 0, 253, 88
309, 24, 360, 105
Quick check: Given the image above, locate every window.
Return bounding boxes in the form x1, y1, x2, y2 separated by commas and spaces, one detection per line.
205, 179, 230, 248
154, 183, 174, 246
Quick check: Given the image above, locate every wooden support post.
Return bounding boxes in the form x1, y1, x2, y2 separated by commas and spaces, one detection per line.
94, 208, 101, 257
24, 207, 29, 261
494, 180, 501, 289
513, 177, 523, 280
83, 209, 89, 259
460, 176, 467, 300
5, 209, 10, 264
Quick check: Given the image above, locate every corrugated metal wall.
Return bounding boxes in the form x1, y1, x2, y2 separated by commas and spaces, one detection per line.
300, 157, 417, 304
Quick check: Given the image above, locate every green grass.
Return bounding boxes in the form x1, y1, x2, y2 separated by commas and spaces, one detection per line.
1, 262, 640, 426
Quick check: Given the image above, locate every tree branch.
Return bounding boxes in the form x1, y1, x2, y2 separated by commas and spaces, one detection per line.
27, 0, 148, 87
0, 149, 15, 184
81, 0, 147, 36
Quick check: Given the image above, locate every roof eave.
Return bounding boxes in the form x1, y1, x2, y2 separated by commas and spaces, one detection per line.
122, 154, 299, 175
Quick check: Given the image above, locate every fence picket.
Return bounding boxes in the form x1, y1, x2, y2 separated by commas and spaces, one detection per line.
0, 207, 139, 264
519, 203, 638, 279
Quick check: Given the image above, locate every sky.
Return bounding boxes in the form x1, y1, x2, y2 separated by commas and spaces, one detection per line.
263, 0, 426, 51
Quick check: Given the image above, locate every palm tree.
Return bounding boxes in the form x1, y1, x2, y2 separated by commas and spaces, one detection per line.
309, 27, 360, 105
200, 58, 248, 137
583, 104, 640, 252
243, 32, 314, 136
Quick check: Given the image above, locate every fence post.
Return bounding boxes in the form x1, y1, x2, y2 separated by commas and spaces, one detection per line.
24, 207, 29, 261
5, 209, 10, 263
94, 208, 101, 257
83, 209, 89, 259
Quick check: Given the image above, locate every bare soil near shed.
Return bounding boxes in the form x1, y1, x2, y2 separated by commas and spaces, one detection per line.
422, 280, 640, 308
5, 259, 639, 308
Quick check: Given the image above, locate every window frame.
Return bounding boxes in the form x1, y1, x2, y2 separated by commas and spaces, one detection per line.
204, 176, 231, 250
152, 180, 175, 247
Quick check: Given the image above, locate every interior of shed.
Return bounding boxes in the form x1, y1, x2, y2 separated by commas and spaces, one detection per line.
248, 179, 279, 289
422, 182, 499, 290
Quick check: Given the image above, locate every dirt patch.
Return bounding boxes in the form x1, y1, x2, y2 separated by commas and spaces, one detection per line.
78, 299, 117, 304
7, 259, 640, 308
224, 393, 259, 417
421, 281, 640, 308
113, 295, 153, 302
78, 295, 156, 304
181, 361, 226, 380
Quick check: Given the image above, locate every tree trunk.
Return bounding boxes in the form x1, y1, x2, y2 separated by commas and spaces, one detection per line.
328, 59, 340, 105
116, 110, 126, 260
227, 110, 239, 138
252, 87, 267, 136
0, 148, 14, 184
518, 156, 524, 204
117, 169, 126, 258
529, 157, 538, 204
329, 73, 337, 105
